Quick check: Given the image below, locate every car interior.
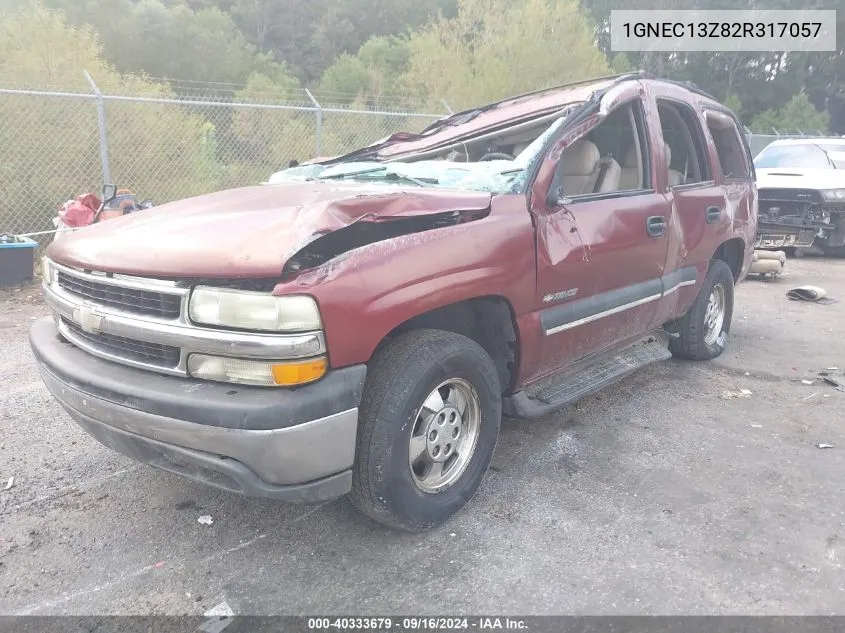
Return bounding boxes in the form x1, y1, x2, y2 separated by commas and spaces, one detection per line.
656, 101, 711, 185
408, 102, 652, 196
398, 99, 722, 196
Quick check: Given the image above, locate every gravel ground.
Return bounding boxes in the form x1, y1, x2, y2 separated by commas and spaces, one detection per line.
1, 257, 844, 616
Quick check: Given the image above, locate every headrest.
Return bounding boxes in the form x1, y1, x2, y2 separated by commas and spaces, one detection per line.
623, 144, 638, 167
561, 140, 600, 176
512, 142, 530, 156
664, 142, 672, 167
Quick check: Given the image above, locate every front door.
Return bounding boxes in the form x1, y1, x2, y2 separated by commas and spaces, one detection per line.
529, 96, 671, 381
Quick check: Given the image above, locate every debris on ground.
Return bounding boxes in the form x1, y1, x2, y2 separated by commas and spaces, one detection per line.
787, 286, 838, 305
748, 250, 786, 280
3, 477, 13, 491
197, 515, 214, 526
720, 389, 753, 400
818, 444, 835, 449
801, 380, 815, 385
203, 601, 234, 617
822, 376, 845, 390
803, 392, 820, 401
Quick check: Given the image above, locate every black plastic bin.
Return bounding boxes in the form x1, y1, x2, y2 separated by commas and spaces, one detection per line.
0, 236, 38, 287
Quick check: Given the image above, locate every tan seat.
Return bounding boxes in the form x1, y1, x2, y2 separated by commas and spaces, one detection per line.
553, 139, 623, 197
512, 141, 531, 156
555, 139, 600, 196
666, 143, 684, 186
618, 145, 641, 190
594, 156, 621, 193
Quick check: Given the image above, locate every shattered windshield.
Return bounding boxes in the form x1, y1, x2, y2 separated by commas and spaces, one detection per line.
266, 114, 570, 195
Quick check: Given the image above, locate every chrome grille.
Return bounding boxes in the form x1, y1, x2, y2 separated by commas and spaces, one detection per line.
58, 271, 182, 319
62, 317, 180, 368
44, 259, 327, 377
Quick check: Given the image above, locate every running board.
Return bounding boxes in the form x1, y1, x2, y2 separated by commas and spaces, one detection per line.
504, 332, 673, 419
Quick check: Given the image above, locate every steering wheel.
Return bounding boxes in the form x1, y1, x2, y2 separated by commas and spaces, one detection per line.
479, 152, 515, 162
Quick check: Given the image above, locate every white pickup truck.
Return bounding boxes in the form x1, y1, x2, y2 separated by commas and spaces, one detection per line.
754, 138, 845, 254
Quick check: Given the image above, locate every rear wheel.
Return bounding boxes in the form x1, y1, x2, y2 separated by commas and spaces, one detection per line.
351, 329, 501, 532
670, 259, 735, 361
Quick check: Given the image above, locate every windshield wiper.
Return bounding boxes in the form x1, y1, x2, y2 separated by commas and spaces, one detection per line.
316, 167, 386, 180
812, 143, 838, 169
316, 167, 438, 187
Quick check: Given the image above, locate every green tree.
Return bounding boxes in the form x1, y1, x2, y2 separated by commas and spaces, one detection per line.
0, 1, 217, 233
401, 0, 609, 111
723, 94, 743, 120
227, 70, 317, 184
751, 92, 830, 134
317, 36, 413, 108
32, 0, 280, 89
580, 0, 845, 134
610, 53, 634, 74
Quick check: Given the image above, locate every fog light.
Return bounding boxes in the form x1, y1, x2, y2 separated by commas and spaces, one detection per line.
187, 354, 327, 387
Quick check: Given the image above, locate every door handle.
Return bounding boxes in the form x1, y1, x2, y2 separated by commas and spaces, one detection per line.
706, 206, 722, 224
646, 216, 666, 237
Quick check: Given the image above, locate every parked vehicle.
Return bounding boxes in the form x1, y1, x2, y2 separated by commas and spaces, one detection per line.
30, 73, 757, 531
753, 138, 845, 253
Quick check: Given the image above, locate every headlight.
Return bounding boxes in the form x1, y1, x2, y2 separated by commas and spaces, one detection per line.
821, 189, 845, 201
188, 286, 321, 332
187, 354, 327, 387
41, 257, 57, 285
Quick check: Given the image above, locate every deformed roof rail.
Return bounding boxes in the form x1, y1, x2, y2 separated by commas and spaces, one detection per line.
633, 72, 717, 101
427, 71, 652, 129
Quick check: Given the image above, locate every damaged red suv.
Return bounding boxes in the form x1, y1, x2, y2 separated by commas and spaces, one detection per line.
31, 73, 757, 531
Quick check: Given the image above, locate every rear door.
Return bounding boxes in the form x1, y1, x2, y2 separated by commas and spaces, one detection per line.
527, 92, 672, 382
648, 92, 734, 327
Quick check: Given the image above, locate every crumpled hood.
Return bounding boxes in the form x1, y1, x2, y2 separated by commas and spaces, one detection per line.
47, 183, 492, 278
756, 168, 845, 191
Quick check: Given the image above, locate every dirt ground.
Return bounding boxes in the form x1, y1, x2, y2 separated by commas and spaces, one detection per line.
1, 257, 844, 616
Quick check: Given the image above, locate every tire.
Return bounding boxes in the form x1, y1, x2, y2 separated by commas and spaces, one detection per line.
669, 259, 735, 361
351, 329, 502, 532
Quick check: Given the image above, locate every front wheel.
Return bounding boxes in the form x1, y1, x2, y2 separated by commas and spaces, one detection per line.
669, 259, 735, 361
351, 329, 502, 532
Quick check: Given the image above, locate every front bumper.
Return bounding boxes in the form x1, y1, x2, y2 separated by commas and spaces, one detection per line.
755, 223, 819, 249
30, 317, 367, 503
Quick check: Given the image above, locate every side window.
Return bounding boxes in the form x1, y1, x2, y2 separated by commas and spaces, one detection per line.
656, 100, 712, 186
705, 112, 751, 180
552, 100, 651, 199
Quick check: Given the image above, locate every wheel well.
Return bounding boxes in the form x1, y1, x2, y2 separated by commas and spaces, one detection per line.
712, 238, 745, 281
385, 297, 519, 394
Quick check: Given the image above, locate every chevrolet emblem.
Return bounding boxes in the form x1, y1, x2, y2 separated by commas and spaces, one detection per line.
72, 305, 104, 334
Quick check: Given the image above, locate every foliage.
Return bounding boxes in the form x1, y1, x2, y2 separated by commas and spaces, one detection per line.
722, 94, 743, 121
0, 1, 216, 232
227, 70, 316, 184
318, 36, 413, 108
580, 0, 845, 133
750, 92, 831, 135
401, 0, 609, 111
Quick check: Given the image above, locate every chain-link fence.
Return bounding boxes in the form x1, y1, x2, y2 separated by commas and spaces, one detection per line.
4, 78, 840, 256
0, 79, 444, 253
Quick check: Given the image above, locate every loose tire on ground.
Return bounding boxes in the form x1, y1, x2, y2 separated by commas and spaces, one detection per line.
669, 259, 735, 361
351, 329, 502, 532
